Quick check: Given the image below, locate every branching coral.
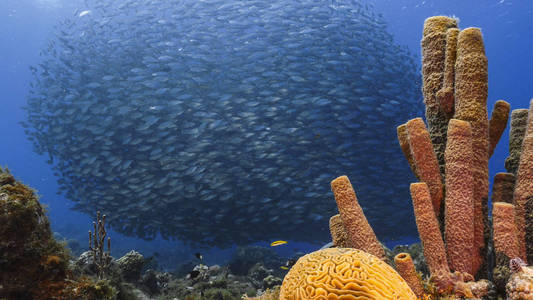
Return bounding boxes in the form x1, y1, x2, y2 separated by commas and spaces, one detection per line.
89, 211, 112, 279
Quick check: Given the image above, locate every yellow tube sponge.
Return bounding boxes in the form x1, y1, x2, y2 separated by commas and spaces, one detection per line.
394, 253, 426, 299
444, 119, 475, 275
491, 172, 515, 204
397, 123, 419, 179
421, 16, 458, 178
512, 99, 533, 263
279, 248, 416, 300
331, 176, 385, 259
436, 27, 460, 117
406, 118, 444, 217
329, 214, 348, 248
488, 100, 511, 157
453, 27, 489, 276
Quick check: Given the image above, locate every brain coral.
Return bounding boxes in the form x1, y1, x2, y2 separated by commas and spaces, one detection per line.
279, 248, 416, 300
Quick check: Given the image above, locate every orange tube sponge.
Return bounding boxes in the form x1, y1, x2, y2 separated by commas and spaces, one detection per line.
329, 214, 348, 248
394, 252, 425, 298
513, 99, 533, 263
488, 100, 511, 157
491, 172, 515, 204
421, 16, 458, 178
492, 202, 520, 260
331, 176, 385, 260
406, 118, 444, 217
453, 27, 489, 276
397, 123, 419, 179
526, 197, 533, 264
436, 27, 459, 118
279, 248, 417, 300
492, 202, 521, 292
505, 109, 529, 174
409, 183, 450, 277
444, 119, 474, 275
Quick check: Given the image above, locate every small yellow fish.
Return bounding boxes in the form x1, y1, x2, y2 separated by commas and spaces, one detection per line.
280, 266, 289, 270
270, 240, 288, 247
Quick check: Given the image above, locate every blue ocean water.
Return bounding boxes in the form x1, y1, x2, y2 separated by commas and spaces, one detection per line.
0, 0, 531, 271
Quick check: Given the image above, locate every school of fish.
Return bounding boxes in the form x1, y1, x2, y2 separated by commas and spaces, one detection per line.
23, 0, 422, 247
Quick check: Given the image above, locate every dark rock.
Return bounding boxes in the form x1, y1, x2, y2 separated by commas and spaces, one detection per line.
229, 246, 282, 275
116, 250, 145, 282
140, 269, 171, 295
262, 275, 282, 290
248, 263, 273, 289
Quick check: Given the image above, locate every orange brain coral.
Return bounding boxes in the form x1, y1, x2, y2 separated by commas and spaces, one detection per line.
279, 248, 417, 300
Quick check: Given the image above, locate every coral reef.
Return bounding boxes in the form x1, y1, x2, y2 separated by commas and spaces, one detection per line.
3, 13, 533, 300
243, 287, 280, 300
0, 167, 70, 299
117, 250, 145, 282
279, 248, 416, 299
506, 260, 533, 300
228, 246, 283, 276
62, 277, 118, 300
